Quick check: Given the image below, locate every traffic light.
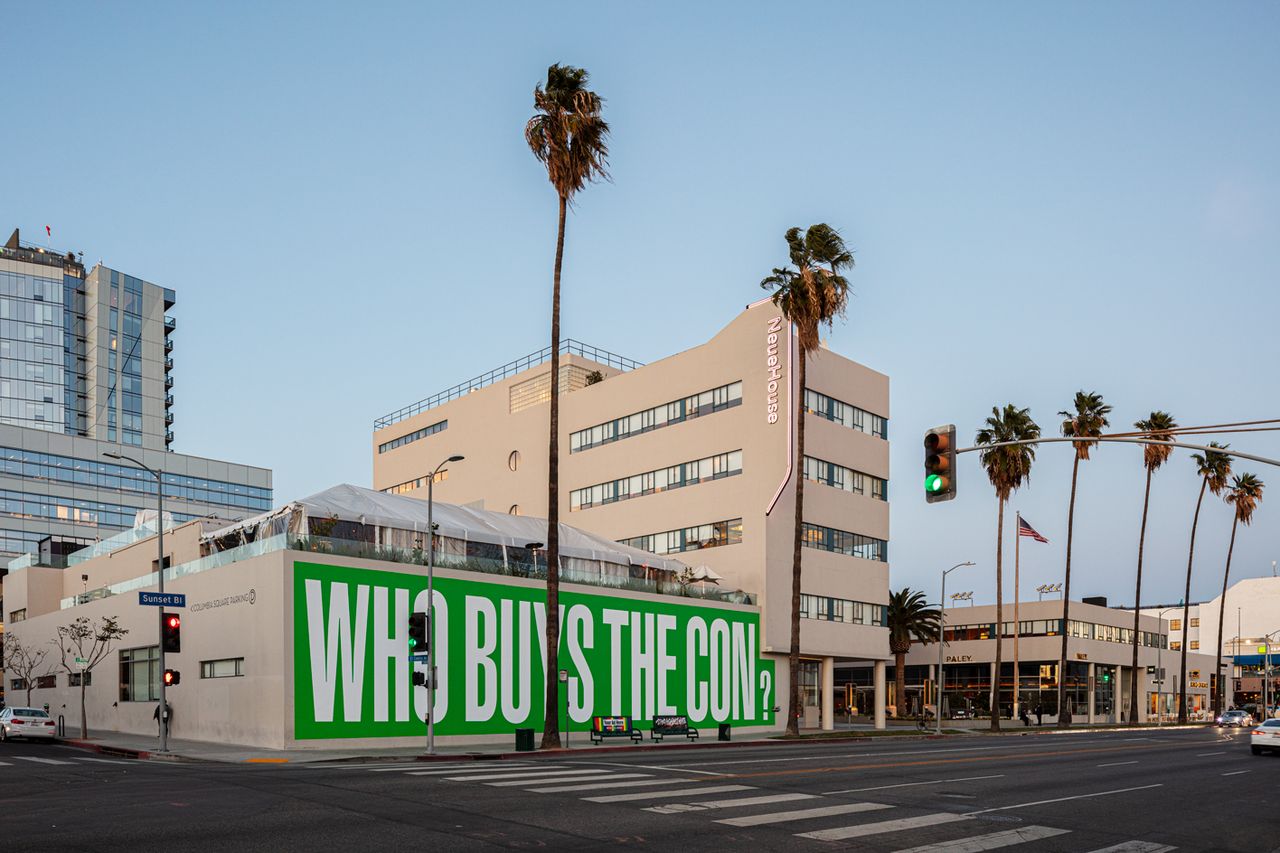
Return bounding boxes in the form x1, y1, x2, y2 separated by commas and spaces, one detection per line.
409, 611, 428, 651
924, 424, 957, 503
163, 669, 181, 686
412, 671, 426, 687
162, 613, 182, 653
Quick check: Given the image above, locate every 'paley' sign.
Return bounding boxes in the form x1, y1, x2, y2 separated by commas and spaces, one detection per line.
293, 561, 775, 739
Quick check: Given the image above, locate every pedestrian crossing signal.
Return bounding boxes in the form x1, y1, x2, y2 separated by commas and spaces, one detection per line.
163, 669, 180, 686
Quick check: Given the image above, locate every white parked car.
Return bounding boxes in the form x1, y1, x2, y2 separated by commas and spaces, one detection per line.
1250, 719, 1280, 755
0, 707, 56, 741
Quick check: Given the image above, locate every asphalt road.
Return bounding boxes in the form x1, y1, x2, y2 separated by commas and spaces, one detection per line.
1, 727, 1275, 852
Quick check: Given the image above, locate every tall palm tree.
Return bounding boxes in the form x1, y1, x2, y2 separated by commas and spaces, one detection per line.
1128, 411, 1177, 725
887, 588, 941, 717
1213, 473, 1264, 717
975, 404, 1040, 732
760, 224, 853, 735
1055, 392, 1110, 729
526, 63, 610, 749
1177, 442, 1231, 724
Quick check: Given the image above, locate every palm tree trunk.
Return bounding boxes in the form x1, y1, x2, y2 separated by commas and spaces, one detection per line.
1058, 454, 1081, 729
1129, 467, 1154, 725
894, 650, 907, 718
786, 350, 807, 736
1213, 516, 1240, 719
540, 194, 567, 750
991, 497, 1005, 732
1177, 477, 1208, 724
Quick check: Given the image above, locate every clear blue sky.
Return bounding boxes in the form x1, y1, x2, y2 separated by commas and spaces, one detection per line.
6, 2, 1278, 608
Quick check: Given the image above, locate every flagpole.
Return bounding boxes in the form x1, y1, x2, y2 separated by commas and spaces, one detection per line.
1014, 511, 1021, 723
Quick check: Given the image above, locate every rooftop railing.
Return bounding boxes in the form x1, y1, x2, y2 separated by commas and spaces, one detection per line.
374, 339, 643, 429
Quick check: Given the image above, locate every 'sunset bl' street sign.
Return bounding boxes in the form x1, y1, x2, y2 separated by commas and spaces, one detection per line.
139, 591, 186, 607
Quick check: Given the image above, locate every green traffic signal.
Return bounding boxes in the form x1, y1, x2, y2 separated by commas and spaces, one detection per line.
925, 474, 943, 493
408, 638, 417, 649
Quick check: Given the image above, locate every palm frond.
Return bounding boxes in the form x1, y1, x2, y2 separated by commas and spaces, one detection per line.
760, 224, 854, 356
975, 404, 1041, 501
1134, 411, 1178, 472
1058, 390, 1111, 461
527, 63, 611, 201
1226, 472, 1265, 525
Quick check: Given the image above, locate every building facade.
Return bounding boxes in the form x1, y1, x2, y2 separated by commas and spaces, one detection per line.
1135, 575, 1280, 710
839, 598, 1221, 724
372, 301, 893, 729
3, 485, 781, 747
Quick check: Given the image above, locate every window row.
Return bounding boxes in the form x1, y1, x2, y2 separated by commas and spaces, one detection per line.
619, 518, 743, 556
378, 419, 448, 454
799, 594, 886, 626
944, 620, 1167, 648
0, 318, 64, 346
571, 450, 743, 511
804, 389, 887, 439
381, 469, 448, 496
803, 456, 887, 500
0, 488, 198, 530
0, 271, 65, 304
0, 447, 273, 510
0, 357, 63, 383
801, 522, 887, 562
0, 297, 60, 325
0, 339, 60, 364
570, 381, 743, 453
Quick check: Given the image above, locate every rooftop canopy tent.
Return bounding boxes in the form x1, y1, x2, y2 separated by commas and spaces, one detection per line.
202, 483, 690, 590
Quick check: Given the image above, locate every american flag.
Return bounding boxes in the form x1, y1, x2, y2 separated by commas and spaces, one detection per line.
1018, 517, 1048, 543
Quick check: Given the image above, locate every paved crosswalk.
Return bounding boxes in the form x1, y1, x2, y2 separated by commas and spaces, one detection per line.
0, 754, 138, 768
334, 760, 1180, 852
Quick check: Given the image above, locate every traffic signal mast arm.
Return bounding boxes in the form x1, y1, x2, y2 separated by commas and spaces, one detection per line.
954, 435, 1280, 468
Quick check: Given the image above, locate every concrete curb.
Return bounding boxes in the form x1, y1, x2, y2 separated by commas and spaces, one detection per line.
58, 738, 188, 762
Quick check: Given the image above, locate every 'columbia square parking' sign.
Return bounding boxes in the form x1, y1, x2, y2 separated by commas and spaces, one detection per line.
292, 561, 775, 739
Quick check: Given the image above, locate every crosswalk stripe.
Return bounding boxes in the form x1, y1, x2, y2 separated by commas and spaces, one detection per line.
0, 761, 10, 766
441, 768, 597, 781
487, 772, 649, 787
583, 784, 755, 803
647, 793, 816, 814
891, 825, 1070, 852
73, 757, 136, 765
401, 763, 556, 775
13, 756, 74, 765
1084, 844, 1176, 853
798, 813, 972, 842
717, 802, 892, 827
528, 776, 702, 793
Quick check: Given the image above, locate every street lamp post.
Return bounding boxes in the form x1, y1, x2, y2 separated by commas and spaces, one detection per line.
937, 561, 975, 736
1155, 606, 1180, 725
104, 451, 168, 752
425, 454, 463, 756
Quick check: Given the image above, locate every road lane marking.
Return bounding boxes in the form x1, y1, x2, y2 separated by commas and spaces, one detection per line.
485, 772, 649, 787
798, 812, 970, 841
892, 825, 1070, 852
73, 757, 136, 765
1221, 770, 1250, 776
824, 774, 1005, 795
531, 777, 710, 793
1084, 843, 1176, 852
366, 763, 492, 772
13, 756, 74, 765
1196, 752, 1224, 756
1097, 761, 1139, 767
0, 761, 10, 766
717, 802, 892, 827
963, 784, 1163, 815
405, 764, 568, 776
591, 761, 722, 775
658, 744, 1035, 768
584, 784, 754, 803
443, 768, 606, 781
645, 793, 815, 814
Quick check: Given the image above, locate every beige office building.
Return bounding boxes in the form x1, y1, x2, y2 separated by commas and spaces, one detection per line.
373, 300, 893, 729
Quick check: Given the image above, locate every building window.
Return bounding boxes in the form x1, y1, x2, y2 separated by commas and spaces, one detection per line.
803, 456, 887, 501
382, 469, 447, 496
9, 678, 27, 692
570, 381, 743, 453
801, 522, 887, 562
799, 594, 885, 626
8, 607, 25, 622
378, 419, 448, 454
119, 645, 160, 701
200, 658, 244, 678
35, 674, 56, 689
619, 518, 743, 556
571, 450, 743, 511
1189, 617, 1199, 628
69, 672, 93, 687
508, 504, 520, 516
1190, 640, 1199, 650
509, 364, 596, 414
804, 389, 887, 439
508, 450, 521, 471
1169, 619, 1181, 632
1170, 641, 1182, 651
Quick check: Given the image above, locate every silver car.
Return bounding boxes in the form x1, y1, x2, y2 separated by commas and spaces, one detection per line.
1218, 710, 1254, 727
0, 707, 56, 741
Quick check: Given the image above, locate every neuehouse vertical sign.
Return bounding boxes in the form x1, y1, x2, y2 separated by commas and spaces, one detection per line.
766, 315, 783, 424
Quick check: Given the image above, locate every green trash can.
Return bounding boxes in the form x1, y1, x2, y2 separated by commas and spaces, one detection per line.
718, 723, 731, 742
515, 728, 535, 752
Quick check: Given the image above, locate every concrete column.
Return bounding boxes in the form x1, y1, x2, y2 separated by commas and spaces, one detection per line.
821, 657, 835, 731
928, 664, 936, 713
873, 660, 887, 730
1087, 663, 1096, 725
